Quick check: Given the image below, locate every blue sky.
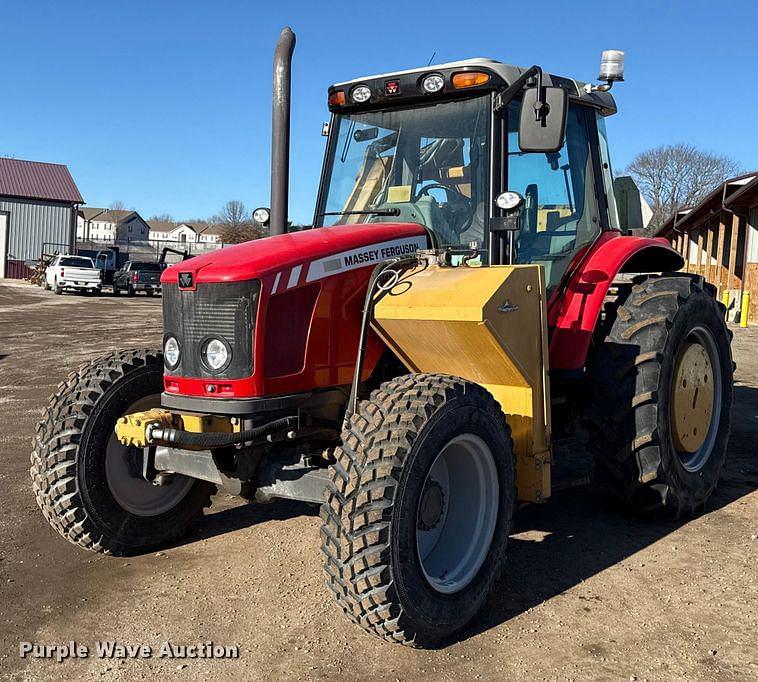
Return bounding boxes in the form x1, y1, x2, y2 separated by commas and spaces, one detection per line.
2, 0, 756, 224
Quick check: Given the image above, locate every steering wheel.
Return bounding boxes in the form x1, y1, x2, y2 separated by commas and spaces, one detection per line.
418, 183, 469, 202
417, 183, 474, 237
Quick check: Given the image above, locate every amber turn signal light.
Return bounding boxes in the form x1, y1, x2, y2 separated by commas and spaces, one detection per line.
451, 72, 490, 89
328, 90, 346, 106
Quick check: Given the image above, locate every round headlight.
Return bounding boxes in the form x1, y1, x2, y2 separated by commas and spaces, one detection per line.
164, 336, 180, 370
253, 207, 270, 225
351, 85, 371, 103
203, 338, 229, 371
422, 74, 444, 94
495, 191, 525, 211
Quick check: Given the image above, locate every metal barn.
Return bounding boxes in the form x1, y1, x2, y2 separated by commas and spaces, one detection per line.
0, 157, 84, 279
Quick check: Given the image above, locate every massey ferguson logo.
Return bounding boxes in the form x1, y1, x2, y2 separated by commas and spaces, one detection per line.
178, 272, 193, 288
385, 79, 400, 96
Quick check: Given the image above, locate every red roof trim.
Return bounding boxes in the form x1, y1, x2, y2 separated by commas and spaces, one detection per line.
0, 157, 83, 204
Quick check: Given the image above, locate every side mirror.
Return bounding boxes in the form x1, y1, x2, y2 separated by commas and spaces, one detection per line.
518, 86, 568, 153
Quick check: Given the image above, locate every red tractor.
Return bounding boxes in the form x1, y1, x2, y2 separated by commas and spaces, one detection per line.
32, 30, 733, 647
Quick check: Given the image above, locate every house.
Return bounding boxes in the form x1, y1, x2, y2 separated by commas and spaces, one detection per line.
148, 221, 197, 244
657, 173, 758, 324
0, 157, 84, 279
77, 208, 151, 242
148, 221, 223, 245
196, 223, 223, 244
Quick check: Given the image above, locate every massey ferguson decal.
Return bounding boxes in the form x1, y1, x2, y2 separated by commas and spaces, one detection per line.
305, 236, 426, 283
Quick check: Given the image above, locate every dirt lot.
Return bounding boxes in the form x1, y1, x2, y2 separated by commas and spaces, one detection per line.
0, 279, 755, 681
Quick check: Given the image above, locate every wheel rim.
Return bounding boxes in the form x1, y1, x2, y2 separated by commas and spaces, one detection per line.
105, 394, 195, 516
416, 433, 499, 594
670, 326, 722, 472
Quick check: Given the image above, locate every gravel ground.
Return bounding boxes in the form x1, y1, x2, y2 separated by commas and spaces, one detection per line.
0, 279, 756, 681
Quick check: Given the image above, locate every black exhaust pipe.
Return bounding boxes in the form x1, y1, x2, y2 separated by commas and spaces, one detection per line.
270, 26, 296, 236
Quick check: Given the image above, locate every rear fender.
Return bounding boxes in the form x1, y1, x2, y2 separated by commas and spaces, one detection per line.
548, 231, 684, 371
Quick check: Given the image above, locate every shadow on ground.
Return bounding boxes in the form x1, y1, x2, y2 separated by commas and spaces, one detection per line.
158, 385, 758, 645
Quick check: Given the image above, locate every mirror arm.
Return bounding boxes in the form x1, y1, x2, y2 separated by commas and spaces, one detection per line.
494, 65, 543, 114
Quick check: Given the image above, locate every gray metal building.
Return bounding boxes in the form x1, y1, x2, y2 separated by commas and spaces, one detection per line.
0, 157, 84, 278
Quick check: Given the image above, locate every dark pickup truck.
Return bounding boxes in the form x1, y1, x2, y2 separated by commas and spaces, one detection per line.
112, 261, 163, 296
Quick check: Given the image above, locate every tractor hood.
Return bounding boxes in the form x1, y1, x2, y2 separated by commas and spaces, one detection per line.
161, 223, 429, 285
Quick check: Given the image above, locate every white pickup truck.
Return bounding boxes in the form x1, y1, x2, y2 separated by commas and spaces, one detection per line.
44, 255, 102, 295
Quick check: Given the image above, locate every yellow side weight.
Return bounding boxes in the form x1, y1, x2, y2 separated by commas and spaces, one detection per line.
373, 264, 552, 503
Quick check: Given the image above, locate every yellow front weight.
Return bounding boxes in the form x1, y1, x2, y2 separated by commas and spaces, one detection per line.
115, 410, 241, 448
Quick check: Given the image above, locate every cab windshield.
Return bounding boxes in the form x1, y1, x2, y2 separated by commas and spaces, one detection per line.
317, 95, 490, 249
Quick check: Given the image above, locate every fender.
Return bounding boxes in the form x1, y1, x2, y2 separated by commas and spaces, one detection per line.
548, 231, 684, 371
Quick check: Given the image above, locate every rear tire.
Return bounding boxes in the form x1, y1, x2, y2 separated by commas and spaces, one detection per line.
127, 284, 135, 297
321, 374, 514, 647
584, 274, 733, 517
54, 278, 62, 295
31, 349, 215, 555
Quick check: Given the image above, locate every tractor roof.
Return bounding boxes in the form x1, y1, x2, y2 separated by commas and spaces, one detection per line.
332, 58, 617, 116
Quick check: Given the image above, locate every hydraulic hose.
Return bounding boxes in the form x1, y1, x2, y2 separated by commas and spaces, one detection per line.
149, 416, 296, 449
345, 256, 420, 423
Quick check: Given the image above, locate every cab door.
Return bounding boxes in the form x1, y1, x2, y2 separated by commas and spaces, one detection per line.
505, 102, 608, 292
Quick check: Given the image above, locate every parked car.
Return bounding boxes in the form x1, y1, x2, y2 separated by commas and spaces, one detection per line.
112, 261, 163, 296
44, 255, 101, 295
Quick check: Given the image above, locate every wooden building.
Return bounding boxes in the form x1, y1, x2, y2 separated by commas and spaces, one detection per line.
658, 173, 758, 324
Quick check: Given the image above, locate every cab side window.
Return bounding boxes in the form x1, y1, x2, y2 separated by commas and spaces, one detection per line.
507, 103, 601, 290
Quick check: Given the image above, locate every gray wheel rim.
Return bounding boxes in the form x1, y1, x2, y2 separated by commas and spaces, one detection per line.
105, 394, 195, 516
672, 325, 723, 473
416, 433, 499, 594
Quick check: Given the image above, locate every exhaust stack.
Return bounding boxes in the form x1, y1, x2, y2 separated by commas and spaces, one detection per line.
270, 26, 296, 236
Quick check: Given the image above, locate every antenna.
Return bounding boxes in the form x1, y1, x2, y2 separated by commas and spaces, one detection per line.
426, 51, 436, 66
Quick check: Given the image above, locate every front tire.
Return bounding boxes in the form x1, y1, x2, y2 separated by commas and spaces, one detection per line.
54, 278, 62, 295
31, 349, 215, 555
321, 374, 514, 647
585, 274, 734, 517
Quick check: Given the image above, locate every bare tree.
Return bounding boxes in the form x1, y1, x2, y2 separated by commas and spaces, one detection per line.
215, 200, 261, 244
624, 144, 741, 229
148, 213, 175, 224
109, 200, 126, 212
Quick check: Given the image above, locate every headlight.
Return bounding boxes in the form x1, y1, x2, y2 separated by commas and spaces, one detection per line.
164, 336, 180, 370
421, 73, 444, 94
351, 85, 371, 103
253, 207, 270, 226
203, 338, 230, 371
495, 191, 525, 211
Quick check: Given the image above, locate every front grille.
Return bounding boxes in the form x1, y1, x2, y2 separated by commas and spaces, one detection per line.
163, 281, 260, 379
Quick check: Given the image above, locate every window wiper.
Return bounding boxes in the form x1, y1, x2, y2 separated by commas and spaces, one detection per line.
316, 208, 401, 218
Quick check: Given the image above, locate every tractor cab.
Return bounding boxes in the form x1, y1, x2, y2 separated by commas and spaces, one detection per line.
317, 57, 620, 290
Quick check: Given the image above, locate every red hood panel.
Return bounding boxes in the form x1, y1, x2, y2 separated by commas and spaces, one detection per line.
162, 223, 428, 284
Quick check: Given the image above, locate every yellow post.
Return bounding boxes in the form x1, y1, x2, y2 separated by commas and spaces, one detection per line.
722, 289, 730, 320
740, 291, 750, 327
